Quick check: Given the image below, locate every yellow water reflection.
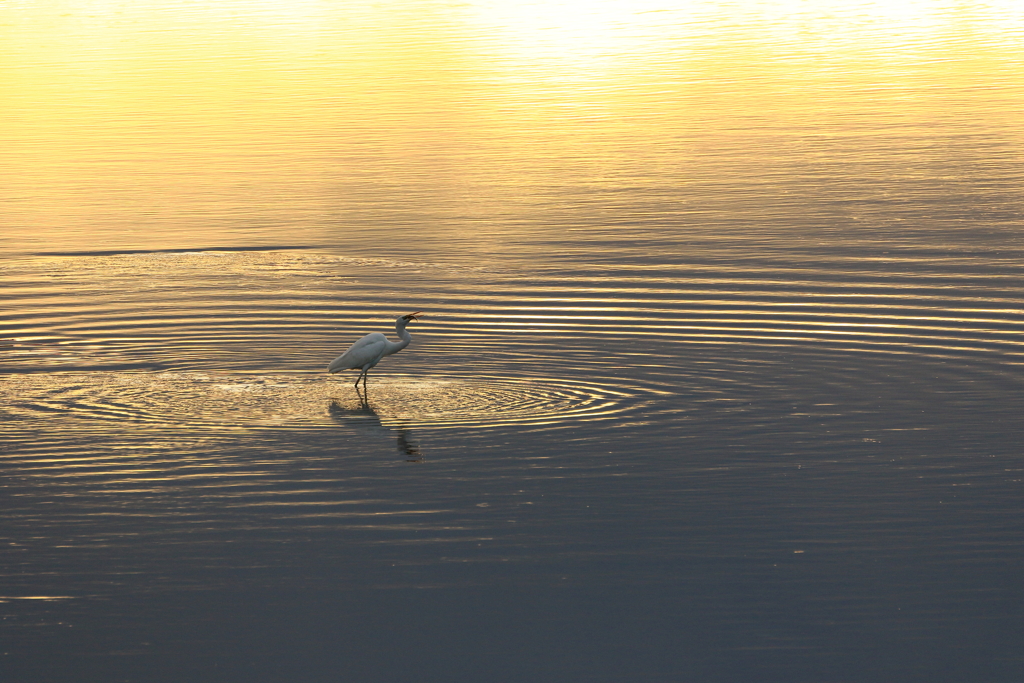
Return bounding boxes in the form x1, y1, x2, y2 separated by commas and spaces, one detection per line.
0, 371, 644, 432
3, 0, 1022, 254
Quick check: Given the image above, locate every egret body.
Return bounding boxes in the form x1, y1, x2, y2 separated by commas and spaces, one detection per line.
327, 312, 422, 388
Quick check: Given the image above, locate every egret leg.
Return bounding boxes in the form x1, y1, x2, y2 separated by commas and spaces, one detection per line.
354, 379, 369, 406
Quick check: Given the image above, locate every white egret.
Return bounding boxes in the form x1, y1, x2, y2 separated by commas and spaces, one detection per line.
327, 312, 423, 388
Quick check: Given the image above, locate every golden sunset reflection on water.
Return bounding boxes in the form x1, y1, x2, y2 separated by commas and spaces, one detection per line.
3, 0, 1022, 254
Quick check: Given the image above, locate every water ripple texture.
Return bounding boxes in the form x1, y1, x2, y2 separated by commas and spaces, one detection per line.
0, 372, 652, 433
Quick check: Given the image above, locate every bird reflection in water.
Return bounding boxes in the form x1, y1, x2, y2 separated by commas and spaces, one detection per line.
328, 391, 423, 463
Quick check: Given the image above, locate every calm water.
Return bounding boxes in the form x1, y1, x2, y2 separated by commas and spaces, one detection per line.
3, 2, 1024, 681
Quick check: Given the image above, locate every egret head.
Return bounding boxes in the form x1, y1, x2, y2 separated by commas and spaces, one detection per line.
399, 311, 423, 323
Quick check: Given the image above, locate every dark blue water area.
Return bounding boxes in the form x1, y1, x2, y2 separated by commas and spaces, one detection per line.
3, 245, 1024, 682
7, 581, 1022, 683
3, 344, 1024, 682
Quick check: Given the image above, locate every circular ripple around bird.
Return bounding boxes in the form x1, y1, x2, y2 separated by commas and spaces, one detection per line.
0, 372, 656, 433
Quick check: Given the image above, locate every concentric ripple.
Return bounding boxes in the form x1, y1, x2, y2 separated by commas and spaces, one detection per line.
0, 372, 652, 432
3, 247, 1024, 451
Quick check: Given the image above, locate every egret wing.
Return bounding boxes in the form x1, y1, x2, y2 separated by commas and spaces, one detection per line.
327, 333, 388, 373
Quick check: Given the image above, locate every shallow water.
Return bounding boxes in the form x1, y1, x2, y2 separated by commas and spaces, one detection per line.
3, 2, 1024, 682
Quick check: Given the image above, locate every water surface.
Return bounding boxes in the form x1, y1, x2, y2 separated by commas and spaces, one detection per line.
2, 2, 1024, 681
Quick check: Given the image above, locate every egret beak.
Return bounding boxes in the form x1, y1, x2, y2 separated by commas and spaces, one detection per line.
407, 312, 424, 321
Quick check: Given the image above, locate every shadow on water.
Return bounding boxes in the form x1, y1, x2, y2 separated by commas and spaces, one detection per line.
328, 388, 424, 463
